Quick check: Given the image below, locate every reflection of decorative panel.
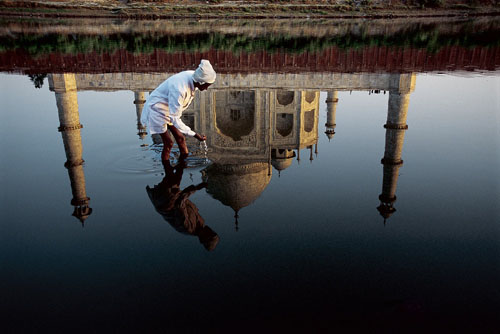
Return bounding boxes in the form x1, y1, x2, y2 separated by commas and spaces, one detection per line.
304, 110, 315, 133
213, 90, 257, 146
277, 91, 294, 106
276, 113, 293, 137
304, 91, 316, 103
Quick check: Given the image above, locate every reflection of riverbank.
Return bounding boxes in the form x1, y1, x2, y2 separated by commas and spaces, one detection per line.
3, 45, 499, 74
1, 17, 498, 74
2, 17, 499, 55
1, 17, 498, 37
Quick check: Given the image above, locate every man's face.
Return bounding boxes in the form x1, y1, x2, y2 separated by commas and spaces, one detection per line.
198, 82, 212, 91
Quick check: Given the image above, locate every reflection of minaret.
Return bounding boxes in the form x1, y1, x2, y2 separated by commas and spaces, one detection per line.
134, 91, 147, 139
377, 90, 410, 224
50, 73, 92, 226
325, 91, 338, 141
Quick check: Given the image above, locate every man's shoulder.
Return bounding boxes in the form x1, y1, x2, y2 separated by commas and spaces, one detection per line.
166, 71, 195, 93
169, 70, 194, 80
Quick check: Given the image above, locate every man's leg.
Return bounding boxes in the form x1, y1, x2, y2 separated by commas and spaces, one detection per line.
159, 131, 174, 161
168, 125, 189, 158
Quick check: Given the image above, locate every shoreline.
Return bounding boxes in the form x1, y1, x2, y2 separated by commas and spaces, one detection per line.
0, 1, 499, 20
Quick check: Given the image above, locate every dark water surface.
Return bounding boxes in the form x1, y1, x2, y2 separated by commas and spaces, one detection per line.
1, 18, 499, 332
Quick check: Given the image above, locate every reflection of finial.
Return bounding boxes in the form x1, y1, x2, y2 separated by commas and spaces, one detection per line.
234, 210, 239, 231
278, 170, 281, 178
377, 195, 397, 224
309, 146, 313, 163
72, 203, 92, 227
297, 149, 300, 164
315, 143, 318, 157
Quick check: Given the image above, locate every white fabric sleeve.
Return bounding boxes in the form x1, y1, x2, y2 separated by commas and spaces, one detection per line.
167, 86, 195, 137
171, 116, 196, 137
168, 87, 185, 117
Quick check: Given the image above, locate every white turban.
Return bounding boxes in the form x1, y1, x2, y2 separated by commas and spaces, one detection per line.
193, 59, 216, 84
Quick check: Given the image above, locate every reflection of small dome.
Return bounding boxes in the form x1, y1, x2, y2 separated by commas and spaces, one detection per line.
377, 194, 397, 223
271, 149, 295, 175
325, 130, 335, 140
277, 91, 294, 106
271, 158, 293, 172
202, 162, 271, 213
377, 203, 396, 220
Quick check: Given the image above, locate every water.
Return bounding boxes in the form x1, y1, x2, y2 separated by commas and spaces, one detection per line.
0, 17, 499, 332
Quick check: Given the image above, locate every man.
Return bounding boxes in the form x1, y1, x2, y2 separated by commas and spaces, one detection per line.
141, 59, 216, 161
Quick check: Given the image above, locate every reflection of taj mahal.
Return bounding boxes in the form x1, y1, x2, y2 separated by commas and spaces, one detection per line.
49, 72, 415, 226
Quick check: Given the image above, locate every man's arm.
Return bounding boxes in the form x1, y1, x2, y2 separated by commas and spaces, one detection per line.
168, 88, 196, 137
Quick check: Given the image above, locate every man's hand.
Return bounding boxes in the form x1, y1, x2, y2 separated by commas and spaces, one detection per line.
194, 133, 207, 141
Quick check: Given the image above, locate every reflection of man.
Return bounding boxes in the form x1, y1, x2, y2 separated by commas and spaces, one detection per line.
146, 159, 219, 251
140, 59, 216, 161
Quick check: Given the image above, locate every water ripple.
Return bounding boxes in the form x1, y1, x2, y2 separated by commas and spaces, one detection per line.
102, 142, 210, 176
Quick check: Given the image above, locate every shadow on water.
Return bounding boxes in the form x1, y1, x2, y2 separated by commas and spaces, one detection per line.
146, 159, 219, 251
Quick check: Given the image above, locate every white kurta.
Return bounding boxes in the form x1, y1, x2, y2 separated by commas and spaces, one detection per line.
141, 70, 196, 137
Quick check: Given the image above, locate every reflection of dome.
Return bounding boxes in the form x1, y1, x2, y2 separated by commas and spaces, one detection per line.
202, 162, 271, 228
271, 158, 293, 172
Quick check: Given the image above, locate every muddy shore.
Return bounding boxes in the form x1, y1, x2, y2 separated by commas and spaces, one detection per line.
0, 0, 499, 19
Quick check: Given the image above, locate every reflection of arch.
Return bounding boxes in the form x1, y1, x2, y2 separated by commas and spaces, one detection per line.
277, 91, 294, 106
276, 113, 293, 137
216, 105, 254, 141
305, 91, 316, 103
304, 109, 315, 132
215, 91, 255, 141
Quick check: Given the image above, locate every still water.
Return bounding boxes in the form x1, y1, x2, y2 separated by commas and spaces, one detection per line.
1, 17, 499, 332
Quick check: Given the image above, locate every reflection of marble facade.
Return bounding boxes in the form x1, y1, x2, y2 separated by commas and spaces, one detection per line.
185, 89, 320, 165
49, 72, 415, 226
